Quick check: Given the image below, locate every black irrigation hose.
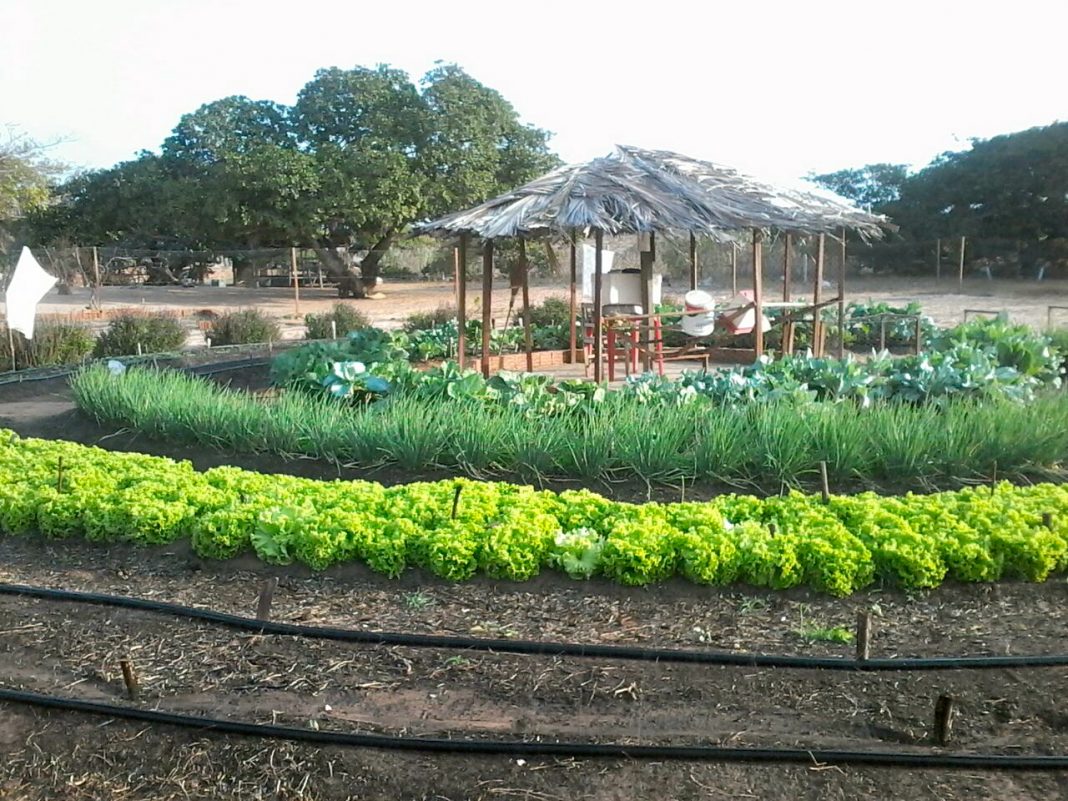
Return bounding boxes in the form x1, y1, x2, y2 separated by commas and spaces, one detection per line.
1, 686, 1065, 769
4, 582, 1068, 672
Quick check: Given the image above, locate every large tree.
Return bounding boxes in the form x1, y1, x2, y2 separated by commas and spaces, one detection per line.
0, 127, 66, 257
31, 63, 559, 295
808, 163, 909, 210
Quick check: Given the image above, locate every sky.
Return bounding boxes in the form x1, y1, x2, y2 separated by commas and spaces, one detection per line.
2, 0, 1066, 186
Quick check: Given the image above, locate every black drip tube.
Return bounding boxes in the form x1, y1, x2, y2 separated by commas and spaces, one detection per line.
0, 687, 1065, 768
2, 582, 1066, 671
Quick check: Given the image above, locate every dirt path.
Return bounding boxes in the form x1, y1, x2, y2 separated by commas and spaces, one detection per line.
35, 276, 1068, 339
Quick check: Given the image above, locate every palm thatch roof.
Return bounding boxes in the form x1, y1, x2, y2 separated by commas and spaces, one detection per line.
416, 145, 890, 241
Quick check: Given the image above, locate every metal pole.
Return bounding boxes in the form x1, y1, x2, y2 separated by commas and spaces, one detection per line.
958, 236, 966, 287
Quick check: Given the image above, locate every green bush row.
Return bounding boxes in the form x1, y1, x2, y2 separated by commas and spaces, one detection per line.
2, 431, 1066, 595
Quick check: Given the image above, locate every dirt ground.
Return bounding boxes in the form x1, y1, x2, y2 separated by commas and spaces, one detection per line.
2, 369, 1068, 798
36, 275, 1068, 344
1, 537, 1067, 801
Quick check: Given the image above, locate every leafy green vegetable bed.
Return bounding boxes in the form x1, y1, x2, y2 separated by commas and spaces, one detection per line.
4, 432, 1066, 596
73, 365, 1068, 491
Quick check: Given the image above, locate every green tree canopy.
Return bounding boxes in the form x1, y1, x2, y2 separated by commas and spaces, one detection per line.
808, 163, 909, 210
29, 63, 560, 292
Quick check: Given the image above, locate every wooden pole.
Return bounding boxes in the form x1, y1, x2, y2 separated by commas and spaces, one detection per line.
752, 230, 764, 358
456, 234, 467, 366
119, 658, 139, 700
934, 695, 955, 746
855, 610, 871, 662
781, 234, 793, 355
688, 233, 698, 291
639, 233, 655, 372
481, 239, 494, 377
813, 233, 826, 356
958, 236, 966, 287
593, 229, 604, 383
935, 238, 941, 280
6, 325, 15, 372
568, 236, 578, 364
837, 227, 847, 359
290, 247, 301, 316
818, 460, 830, 503
91, 246, 101, 310
519, 237, 533, 373
730, 242, 738, 295
256, 577, 278, 621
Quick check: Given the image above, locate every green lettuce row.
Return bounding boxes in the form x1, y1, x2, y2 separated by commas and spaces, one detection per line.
2, 431, 1067, 596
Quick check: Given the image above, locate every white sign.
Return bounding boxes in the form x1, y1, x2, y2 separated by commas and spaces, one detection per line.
581, 244, 615, 303
5, 247, 56, 340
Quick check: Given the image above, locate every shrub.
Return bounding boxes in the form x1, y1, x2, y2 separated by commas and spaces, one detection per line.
527, 297, 571, 328
403, 305, 457, 333
206, 309, 281, 347
0, 322, 95, 371
305, 303, 372, 340
93, 312, 187, 357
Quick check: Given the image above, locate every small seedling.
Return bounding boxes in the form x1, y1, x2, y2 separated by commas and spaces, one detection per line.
403, 591, 434, 610
795, 625, 854, 644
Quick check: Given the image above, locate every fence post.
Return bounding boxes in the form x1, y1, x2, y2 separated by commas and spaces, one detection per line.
935, 238, 941, 281
958, 236, 966, 287
290, 247, 301, 316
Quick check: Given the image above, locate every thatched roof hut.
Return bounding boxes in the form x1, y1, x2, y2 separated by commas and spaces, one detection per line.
415, 146, 892, 380
415, 145, 889, 241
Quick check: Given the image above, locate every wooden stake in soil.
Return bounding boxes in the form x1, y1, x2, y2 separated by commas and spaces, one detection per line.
330, 320, 337, 340
934, 694, 955, 746
256, 577, 279, 622
451, 483, 463, 519
855, 610, 872, 662
914, 316, 923, 355
119, 658, 139, 700
818, 461, 830, 503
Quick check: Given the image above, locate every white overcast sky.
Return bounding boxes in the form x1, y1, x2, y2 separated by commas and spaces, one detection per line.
2, 0, 1065, 184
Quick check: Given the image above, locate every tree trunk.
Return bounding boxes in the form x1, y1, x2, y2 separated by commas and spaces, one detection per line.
358, 231, 396, 288
313, 244, 365, 298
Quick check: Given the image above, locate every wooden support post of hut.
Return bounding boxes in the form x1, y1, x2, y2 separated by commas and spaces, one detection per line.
568, 236, 578, 364
837, 227, 847, 359
782, 234, 793, 355
519, 237, 534, 372
752, 230, 764, 358
688, 233, 698, 291
456, 234, 467, 366
639, 232, 655, 372
593, 229, 604, 383
481, 240, 494, 377
813, 233, 826, 356
731, 242, 738, 295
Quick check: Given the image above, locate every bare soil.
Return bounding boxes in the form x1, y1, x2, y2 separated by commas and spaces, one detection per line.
3, 346, 1068, 798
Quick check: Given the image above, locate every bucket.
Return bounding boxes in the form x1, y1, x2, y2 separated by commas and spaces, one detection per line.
682, 290, 716, 337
